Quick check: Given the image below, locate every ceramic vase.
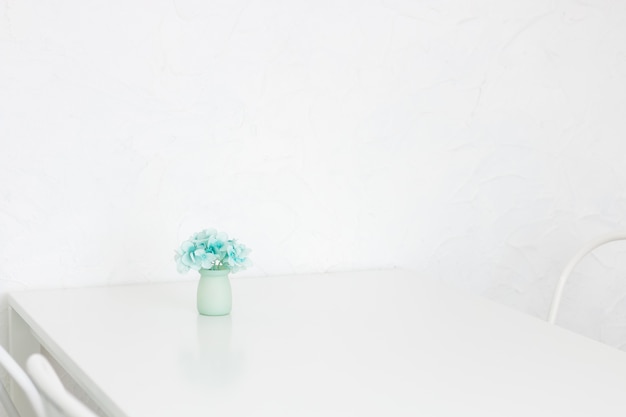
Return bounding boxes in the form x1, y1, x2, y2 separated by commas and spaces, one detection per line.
197, 269, 232, 316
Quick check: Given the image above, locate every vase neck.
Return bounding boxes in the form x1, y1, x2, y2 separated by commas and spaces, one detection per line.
199, 268, 230, 278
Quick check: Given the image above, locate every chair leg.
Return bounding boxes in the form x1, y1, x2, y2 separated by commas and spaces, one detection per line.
8, 307, 41, 417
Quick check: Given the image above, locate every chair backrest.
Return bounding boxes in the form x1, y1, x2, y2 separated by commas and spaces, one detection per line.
0, 346, 46, 417
26, 354, 99, 417
548, 232, 626, 324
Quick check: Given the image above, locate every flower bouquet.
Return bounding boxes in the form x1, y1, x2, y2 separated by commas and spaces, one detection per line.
175, 228, 251, 316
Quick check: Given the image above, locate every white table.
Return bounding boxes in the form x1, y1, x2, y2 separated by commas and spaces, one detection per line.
8, 269, 626, 416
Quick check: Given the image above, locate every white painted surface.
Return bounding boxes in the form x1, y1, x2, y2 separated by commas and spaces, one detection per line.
9, 270, 626, 417
2, 0, 626, 352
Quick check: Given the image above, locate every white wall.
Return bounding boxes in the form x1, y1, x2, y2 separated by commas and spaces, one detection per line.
2, 0, 626, 348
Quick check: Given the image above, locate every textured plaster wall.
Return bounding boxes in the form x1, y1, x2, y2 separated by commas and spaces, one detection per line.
2, 0, 626, 352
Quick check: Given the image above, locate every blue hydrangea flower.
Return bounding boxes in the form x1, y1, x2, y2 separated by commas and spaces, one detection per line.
224, 240, 252, 273
175, 228, 251, 274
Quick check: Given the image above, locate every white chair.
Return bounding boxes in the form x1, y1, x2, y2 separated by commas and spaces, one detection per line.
548, 232, 626, 324
0, 346, 46, 417
26, 354, 99, 417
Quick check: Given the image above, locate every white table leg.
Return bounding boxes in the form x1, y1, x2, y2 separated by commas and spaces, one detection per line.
8, 307, 40, 417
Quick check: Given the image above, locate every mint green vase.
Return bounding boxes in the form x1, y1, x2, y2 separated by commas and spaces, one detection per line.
197, 269, 232, 316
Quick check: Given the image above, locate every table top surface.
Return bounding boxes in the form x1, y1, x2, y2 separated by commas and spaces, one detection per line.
9, 269, 626, 417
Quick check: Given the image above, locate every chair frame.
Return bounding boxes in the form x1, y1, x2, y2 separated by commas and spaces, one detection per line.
0, 346, 46, 417
26, 354, 100, 417
548, 232, 626, 324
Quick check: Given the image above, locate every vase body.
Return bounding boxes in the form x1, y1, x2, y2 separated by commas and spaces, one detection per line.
197, 269, 232, 316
